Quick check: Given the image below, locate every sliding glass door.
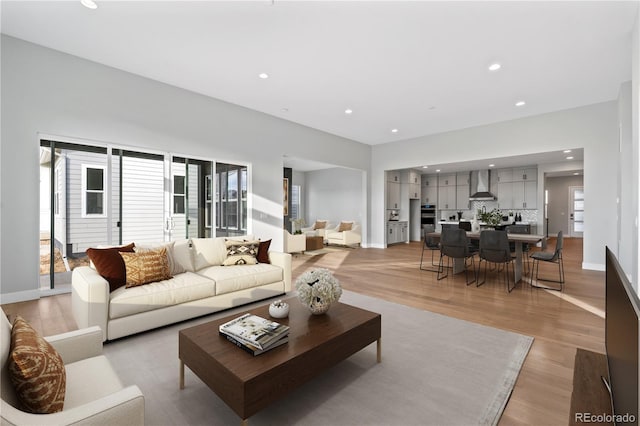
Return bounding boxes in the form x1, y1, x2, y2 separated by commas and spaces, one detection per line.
215, 162, 248, 237
39, 140, 219, 289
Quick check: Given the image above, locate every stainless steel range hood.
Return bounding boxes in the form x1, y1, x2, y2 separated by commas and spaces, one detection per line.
469, 170, 497, 201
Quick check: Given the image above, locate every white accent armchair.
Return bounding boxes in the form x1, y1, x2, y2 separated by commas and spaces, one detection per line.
326, 221, 362, 247
302, 220, 334, 240
1, 311, 145, 426
283, 229, 306, 253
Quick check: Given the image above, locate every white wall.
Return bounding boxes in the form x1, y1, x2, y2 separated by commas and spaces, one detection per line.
304, 168, 365, 231
632, 6, 640, 291
371, 102, 619, 270
618, 81, 633, 279
0, 36, 370, 302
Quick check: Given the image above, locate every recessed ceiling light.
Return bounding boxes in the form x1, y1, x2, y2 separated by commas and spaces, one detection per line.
258, 73, 269, 79
488, 63, 501, 71
436, 169, 441, 173
344, 109, 353, 115
566, 156, 574, 160
573, 172, 580, 175
391, 128, 398, 133
422, 166, 428, 169
515, 101, 526, 107
81, 0, 97, 9
488, 164, 495, 167
563, 149, 572, 153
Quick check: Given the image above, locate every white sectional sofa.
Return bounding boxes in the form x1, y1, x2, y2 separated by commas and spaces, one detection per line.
72, 236, 291, 341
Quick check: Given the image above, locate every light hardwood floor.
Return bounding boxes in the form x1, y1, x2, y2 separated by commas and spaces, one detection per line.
2, 237, 601, 425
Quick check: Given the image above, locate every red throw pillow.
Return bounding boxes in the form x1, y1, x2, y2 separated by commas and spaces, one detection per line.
257, 239, 271, 264
86, 243, 135, 292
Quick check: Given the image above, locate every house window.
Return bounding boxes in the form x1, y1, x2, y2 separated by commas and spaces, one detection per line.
216, 162, 248, 236
82, 165, 106, 217
173, 174, 186, 214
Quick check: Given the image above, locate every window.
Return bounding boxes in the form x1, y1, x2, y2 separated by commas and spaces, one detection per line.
291, 184, 301, 220
216, 162, 248, 236
173, 174, 185, 214
82, 165, 106, 217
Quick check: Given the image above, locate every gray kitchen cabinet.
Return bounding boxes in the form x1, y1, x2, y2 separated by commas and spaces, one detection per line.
387, 181, 401, 209
512, 181, 537, 208
409, 183, 421, 199
439, 185, 456, 210
438, 173, 456, 187
512, 167, 537, 182
399, 221, 408, 242
497, 168, 513, 183
456, 171, 470, 210
387, 170, 401, 183
456, 171, 470, 185
497, 182, 514, 209
387, 221, 408, 245
422, 185, 437, 205
422, 174, 438, 188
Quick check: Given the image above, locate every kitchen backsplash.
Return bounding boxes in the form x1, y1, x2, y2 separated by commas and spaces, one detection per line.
439, 200, 539, 223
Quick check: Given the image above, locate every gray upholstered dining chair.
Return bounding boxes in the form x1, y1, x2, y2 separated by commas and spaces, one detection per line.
437, 228, 476, 285
477, 230, 517, 292
530, 230, 565, 291
420, 233, 441, 272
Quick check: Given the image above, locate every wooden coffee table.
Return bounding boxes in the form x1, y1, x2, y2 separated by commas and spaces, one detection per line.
179, 298, 381, 425
305, 235, 324, 250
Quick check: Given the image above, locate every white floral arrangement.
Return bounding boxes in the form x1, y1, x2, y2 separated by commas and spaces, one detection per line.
295, 268, 342, 314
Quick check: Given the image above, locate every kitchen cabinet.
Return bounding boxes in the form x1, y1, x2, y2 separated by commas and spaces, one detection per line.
387, 221, 408, 245
404, 170, 420, 185
456, 171, 470, 210
400, 170, 421, 200
498, 180, 537, 209
439, 185, 456, 210
408, 183, 421, 199
497, 182, 514, 209
512, 181, 537, 209
497, 169, 513, 183
387, 170, 401, 183
512, 167, 537, 182
422, 174, 437, 205
387, 181, 401, 209
438, 174, 456, 187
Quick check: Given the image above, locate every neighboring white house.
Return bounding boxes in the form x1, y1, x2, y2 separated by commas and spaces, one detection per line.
46, 148, 203, 258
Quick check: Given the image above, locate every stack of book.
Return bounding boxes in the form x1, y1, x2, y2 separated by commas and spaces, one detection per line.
219, 313, 290, 356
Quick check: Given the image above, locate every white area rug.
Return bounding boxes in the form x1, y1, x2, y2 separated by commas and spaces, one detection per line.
103, 291, 533, 425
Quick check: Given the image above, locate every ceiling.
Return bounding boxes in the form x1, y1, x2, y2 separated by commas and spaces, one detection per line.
1, 1, 637, 146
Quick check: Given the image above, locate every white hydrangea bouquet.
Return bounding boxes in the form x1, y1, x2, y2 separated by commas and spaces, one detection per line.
295, 268, 342, 315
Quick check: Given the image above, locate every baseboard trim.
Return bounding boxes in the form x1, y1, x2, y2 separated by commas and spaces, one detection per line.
582, 262, 605, 271
0, 289, 40, 304
368, 243, 386, 249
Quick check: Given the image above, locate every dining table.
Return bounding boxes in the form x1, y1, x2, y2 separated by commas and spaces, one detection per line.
427, 231, 545, 283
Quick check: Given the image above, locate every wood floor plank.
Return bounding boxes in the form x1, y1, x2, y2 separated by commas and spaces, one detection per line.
1, 236, 602, 424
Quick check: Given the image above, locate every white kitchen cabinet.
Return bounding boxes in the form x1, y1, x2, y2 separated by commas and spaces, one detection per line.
439, 185, 456, 210
387, 181, 401, 209
497, 169, 513, 183
387, 221, 408, 245
512, 181, 537, 208
409, 183, 421, 199
456, 185, 469, 210
404, 170, 420, 185
512, 167, 537, 182
422, 186, 437, 205
387, 170, 401, 183
438, 174, 456, 187
498, 180, 537, 209
422, 174, 438, 188
497, 182, 514, 209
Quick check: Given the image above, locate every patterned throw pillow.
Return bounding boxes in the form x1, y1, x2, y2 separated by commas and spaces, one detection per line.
121, 247, 172, 288
338, 222, 353, 232
313, 221, 327, 230
8, 316, 66, 414
222, 240, 259, 266
135, 242, 186, 275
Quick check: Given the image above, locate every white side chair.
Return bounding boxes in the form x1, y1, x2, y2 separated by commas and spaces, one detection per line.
326, 221, 362, 247
1, 311, 145, 425
302, 220, 333, 240
284, 230, 306, 253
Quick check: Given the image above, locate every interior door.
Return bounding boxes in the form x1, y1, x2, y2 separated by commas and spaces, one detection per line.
569, 186, 584, 238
